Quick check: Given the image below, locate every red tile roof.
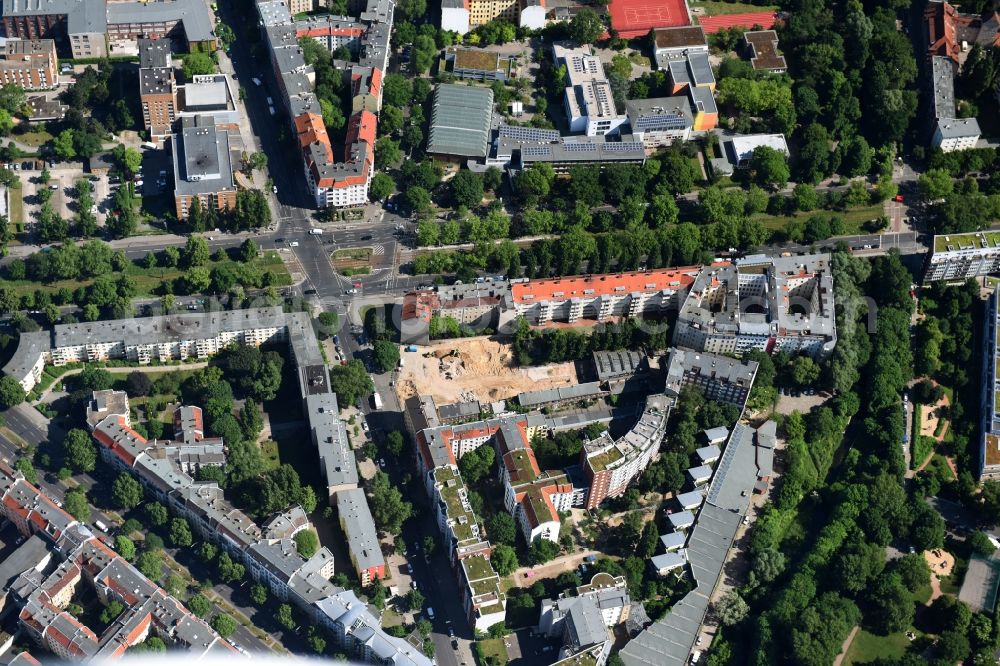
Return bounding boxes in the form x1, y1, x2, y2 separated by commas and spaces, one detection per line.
511, 266, 702, 305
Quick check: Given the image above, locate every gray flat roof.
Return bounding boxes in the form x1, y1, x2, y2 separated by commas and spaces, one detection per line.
172, 116, 236, 198
427, 84, 494, 157
107, 0, 216, 43
2, 0, 107, 34
138, 38, 171, 69
1, 330, 50, 384
518, 382, 604, 408
336, 487, 385, 572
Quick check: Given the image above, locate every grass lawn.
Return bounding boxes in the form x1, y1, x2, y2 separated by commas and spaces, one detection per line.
696, 1, 779, 15
333, 247, 373, 261
12, 128, 53, 147
260, 439, 280, 471
757, 204, 885, 236
476, 638, 509, 666
910, 578, 932, 605
6, 251, 291, 298
842, 628, 914, 666
9, 182, 23, 228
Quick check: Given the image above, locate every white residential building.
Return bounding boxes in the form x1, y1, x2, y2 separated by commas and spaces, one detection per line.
552, 44, 627, 136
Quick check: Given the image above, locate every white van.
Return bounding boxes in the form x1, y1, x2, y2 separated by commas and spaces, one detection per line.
309, 228, 324, 235
94, 520, 108, 532
426, 607, 434, 620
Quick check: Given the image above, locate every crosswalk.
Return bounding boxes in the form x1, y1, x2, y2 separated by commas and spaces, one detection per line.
371, 244, 385, 256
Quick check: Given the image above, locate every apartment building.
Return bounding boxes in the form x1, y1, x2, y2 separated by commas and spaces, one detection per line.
0, 39, 57, 89
930, 55, 980, 152
664, 348, 758, 409
581, 394, 673, 509
336, 488, 386, 585
171, 115, 237, 219
0, 465, 235, 659
981, 287, 1000, 481
925, 230, 1000, 282
673, 254, 837, 359
137, 39, 176, 135
257, 0, 391, 208
511, 266, 701, 325
440, 0, 545, 35
539, 572, 630, 637
553, 44, 627, 136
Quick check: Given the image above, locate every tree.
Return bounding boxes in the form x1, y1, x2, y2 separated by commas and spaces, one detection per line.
570, 9, 604, 44
514, 163, 553, 203
910, 500, 945, 552
112, 473, 143, 510
750, 146, 790, 189
969, 531, 996, 558
918, 168, 954, 201
487, 513, 517, 546
211, 614, 237, 638
866, 572, 914, 635
0, 376, 26, 408
131, 637, 167, 653
183, 235, 210, 267
238, 238, 259, 263
375, 137, 402, 169
406, 588, 425, 612
169, 517, 193, 547
63, 489, 90, 522
187, 594, 212, 618
458, 444, 495, 484
115, 535, 136, 560
715, 590, 749, 626
370, 172, 394, 201
64, 428, 97, 473
839, 135, 872, 177
405, 186, 431, 213
370, 471, 412, 534
125, 371, 153, 397
307, 626, 327, 655
936, 629, 971, 664
276, 603, 296, 631
789, 356, 821, 387
250, 583, 268, 606
450, 170, 485, 209
750, 548, 785, 585
373, 340, 400, 374
329, 360, 374, 406
217, 552, 246, 583
136, 551, 163, 581
145, 501, 168, 526
530, 538, 560, 565
182, 52, 215, 79
52, 129, 77, 160
118, 146, 142, 176
100, 600, 125, 625
636, 521, 660, 559
247, 151, 268, 172
294, 530, 319, 558
492, 544, 518, 576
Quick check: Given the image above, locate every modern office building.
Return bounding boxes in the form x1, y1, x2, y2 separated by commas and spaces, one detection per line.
673, 254, 837, 358
0, 38, 57, 89
170, 115, 237, 219
925, 230, 1000, 282
664, 51, 717, 131
981, 287, 1000, 481
552, 44, 627, 137
664, 348, 758, 409
581, 394, 673, 509
624, 96, 693, 147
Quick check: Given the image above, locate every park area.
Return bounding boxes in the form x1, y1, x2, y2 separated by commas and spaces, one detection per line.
394, 337, 578, 405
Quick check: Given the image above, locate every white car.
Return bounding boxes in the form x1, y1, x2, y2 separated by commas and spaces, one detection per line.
272, 185, 278, 194
252, 77, 262, 86
289, 241, 299, 247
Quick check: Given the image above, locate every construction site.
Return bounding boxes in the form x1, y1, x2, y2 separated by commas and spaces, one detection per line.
394, 337, 578, 405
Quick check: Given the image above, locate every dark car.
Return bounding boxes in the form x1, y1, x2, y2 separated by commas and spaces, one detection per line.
274, 237, 284, 243
361, 234, 373, 241
304, 288, 317, 295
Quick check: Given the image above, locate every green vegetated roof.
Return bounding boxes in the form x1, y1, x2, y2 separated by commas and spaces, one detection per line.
934, 230, 1000, 253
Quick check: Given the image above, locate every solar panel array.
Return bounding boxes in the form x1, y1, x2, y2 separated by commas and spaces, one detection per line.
498, 124, 560, 142
562, 142, 597, 152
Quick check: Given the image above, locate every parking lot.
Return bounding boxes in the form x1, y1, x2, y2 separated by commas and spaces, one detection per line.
17, 162, 113, 229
